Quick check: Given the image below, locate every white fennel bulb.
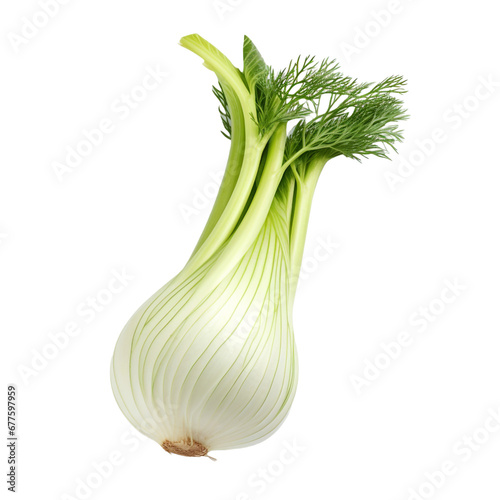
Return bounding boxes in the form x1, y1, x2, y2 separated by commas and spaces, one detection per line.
111, 193, 297, 456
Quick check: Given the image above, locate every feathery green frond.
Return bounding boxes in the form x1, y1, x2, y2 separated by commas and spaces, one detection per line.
284, 76, 408, 165
212, 82, 232, 139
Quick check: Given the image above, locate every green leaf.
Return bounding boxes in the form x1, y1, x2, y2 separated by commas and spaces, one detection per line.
243, 35, 268, 93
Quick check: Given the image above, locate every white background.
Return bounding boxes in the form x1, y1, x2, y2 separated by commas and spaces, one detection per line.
1, 0, 500, 499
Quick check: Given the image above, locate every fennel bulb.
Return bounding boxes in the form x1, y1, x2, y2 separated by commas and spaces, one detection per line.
111, 34, 407, 458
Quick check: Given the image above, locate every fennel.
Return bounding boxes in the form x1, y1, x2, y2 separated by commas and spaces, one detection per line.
111, 34, 407, 458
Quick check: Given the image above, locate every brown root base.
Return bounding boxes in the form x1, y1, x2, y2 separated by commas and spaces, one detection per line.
161, 439, 209, 458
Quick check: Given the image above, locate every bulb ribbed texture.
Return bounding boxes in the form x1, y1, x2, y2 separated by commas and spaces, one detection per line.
111, 205, 298, 454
